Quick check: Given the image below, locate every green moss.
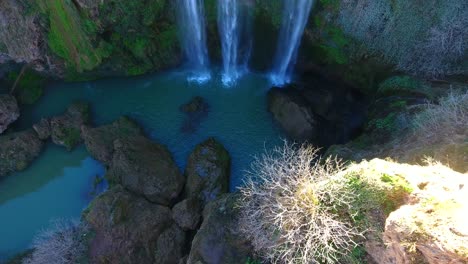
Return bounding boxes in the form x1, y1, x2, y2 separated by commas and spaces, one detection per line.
378, 76, 433, 99
61, 127, 82, 151
7, 70, 46, 105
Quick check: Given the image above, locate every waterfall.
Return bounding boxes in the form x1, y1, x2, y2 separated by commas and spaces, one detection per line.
217, 0, 253, 86
270, 0, 314, 86
176, 0, 211, 83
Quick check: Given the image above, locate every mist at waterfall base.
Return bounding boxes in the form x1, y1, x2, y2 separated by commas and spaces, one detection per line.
0, 69, 284, 259
177, 0, 313, 87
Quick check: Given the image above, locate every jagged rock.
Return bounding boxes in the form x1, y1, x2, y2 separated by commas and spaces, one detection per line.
84, 185, 179, 264
180, 96, 209, 114
108, 136, 184, 205
187, 194, 253, 264
185, 138, 230, 205
32, 118, 51, 140
0, 129, 43, 177
154, 224, 187, 264
172, 198, 202, 231
267, 87, 317, 142
50, 102, 90, 150
0, 94, 20, 134
81, 116, 142, 166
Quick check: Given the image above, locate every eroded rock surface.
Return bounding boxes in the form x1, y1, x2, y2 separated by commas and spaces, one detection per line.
0, 94, 20, 134
172, 197, 202, 231
50, 102, 90, 150
0, 129, 43, 177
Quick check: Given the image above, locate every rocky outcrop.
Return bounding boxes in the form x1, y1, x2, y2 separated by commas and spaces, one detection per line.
185, 138, 230, 205
268, 87, 317, 142
32, 118, 51, 140
172, 198, 202, 231
187, 194, 254, 264
81, 116, 142, 166
108, 136, 184, 205
50, 102, 90, 150
0, 94, 20, 134
0, 129, 43, 177
84, 185, 185, 264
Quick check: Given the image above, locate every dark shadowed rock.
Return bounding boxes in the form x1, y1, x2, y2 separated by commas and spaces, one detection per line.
81, 116, 142, 166
108, 136, 184, 205
187, 194, 253, 264
154, 224, 187, 264
179, 96, 210, 134
268, 87, 317, 142
32, 118, 51, 140
0, 129, 43, 178
0, 94, 19, 134
185, 138, 230, 205
84, 185, 177, 264
180, 96, 209, 114
50, 102, 90, 150
172, 197, 202, 231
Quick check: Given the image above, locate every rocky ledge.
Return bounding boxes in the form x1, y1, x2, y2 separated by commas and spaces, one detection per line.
0, 94, 20, 134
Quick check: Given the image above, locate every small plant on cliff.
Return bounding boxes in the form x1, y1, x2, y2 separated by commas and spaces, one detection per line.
238, 142, 362, 264
24, 219, 89, 264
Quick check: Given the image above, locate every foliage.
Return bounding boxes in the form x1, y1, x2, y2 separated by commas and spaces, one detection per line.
7, 69, 46, 105
238, 142, 361, 263
24, 219, 89, 264
378, 76, 432, 98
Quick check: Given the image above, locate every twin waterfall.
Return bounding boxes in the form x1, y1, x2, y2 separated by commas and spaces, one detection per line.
176, 0, 313, 86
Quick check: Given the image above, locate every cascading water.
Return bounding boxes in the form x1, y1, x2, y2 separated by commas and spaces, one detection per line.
270, 0, 314, 86
217, 0, 253, 86
176, 0, 211, 83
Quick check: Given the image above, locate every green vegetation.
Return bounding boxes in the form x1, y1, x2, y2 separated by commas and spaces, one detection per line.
378, 76, 432, 98
7, 69, 46, 105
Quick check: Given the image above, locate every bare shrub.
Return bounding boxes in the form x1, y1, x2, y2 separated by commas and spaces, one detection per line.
412, 89, 468, 144
24, 219, 89, 264
238, 142, 361, 264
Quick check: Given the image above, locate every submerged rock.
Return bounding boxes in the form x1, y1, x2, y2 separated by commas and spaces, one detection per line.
81, 116, 142, 166
50, 102, 90, 150
179, 96, 210, 134
268, 87, 317, 142
0, 129, 43, 178
108, 136, 184, 205
187, 194, 253, 264
185, 138, 230, 205
0, 94, 20, 134
84, 185, 182, 264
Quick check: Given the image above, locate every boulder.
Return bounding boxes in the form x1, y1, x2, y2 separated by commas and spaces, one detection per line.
187, 194, 254, 264
108, 136, 184, 205
50, 102, 90, 150
267, 87, 317, 142
0, 94, 20, 134
32, 118, 51, 140
0, 129, 43, 177
81, 116, 142, 166
154, 224, 187, 264
172, 197, 202, 231
185, 138, 230, 205
84, 185, 179, 264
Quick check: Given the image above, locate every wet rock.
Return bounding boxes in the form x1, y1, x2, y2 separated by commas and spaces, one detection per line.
172, 198, 202, 231
32, 118, 51, 140
81, 116, 142, 166
185, 138, 230, 205
154, 224, 187, 264
0, 129, 43, 178
180, 96, 209, 134
50, 102, 90, 150
187, 194, 253, 264
108, 136, 184, 205
84, 185, 176, 264
268, 87, 317, 142
0, 94, 20, 134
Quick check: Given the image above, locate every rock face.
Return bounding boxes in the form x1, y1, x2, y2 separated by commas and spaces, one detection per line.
108, 136, 184, 205
268, 87, 317, 142
50, 102, 90, 150
81, 116, 142, 166
187, 194, 253, 264
172, 198, 202, 231
84, 185, 184, 264
32, 118, 51, 140
185, 138, 230, 205
0, 129, 43, 177
0, 94, 20, 134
